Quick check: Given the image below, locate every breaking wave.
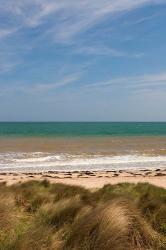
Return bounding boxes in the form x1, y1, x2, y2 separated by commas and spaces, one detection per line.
0, 152, 166, 172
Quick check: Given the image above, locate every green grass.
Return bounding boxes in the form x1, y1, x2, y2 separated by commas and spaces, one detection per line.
0, 181, 166, 250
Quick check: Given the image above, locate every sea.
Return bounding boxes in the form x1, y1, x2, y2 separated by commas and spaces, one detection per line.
0, 122, 166, 172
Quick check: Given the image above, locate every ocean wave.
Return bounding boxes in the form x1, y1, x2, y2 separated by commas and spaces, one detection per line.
0, 152, 166, 172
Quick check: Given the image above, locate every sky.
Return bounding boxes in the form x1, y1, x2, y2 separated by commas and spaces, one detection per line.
0, 0, 166, 121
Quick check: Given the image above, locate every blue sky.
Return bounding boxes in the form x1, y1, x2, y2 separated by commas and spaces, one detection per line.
0, 0, 166, 121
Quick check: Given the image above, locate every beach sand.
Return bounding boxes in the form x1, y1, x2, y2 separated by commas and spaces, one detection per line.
1, 168, 166, 188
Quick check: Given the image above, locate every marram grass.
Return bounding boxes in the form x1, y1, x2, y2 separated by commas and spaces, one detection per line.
0, 180, 166, 250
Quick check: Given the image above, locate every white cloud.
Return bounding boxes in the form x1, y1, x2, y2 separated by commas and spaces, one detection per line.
0, 72, 80, 95
0, 28, 18, 39
0, 0, 165, 41
0, 0, 165, 74
0, 60, 21, 73
32, 73, 79, 92
84, 72, 166, 92
75, 45, 144, 58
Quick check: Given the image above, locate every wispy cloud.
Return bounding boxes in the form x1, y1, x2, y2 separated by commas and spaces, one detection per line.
0, 72, 80, 95
84, 71, 166, 93
1, 0, 165, 41
0, 28, 18, 39
0, 0, 165, 75
75, 45, 144, 58
0, 0, 163, 77
0, 60, 21, 73
31, 73, 79, 92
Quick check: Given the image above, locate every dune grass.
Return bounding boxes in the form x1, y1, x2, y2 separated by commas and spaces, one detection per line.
0, 181, 166, 250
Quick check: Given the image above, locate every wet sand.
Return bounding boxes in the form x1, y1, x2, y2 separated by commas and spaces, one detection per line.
1, 168, 166, 189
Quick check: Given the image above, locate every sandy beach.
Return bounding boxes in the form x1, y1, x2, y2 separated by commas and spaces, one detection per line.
0, 134, 166, 189
1, 168, 166, 188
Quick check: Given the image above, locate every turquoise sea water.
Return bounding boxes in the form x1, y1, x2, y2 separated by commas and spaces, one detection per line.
0, 122, 166, 137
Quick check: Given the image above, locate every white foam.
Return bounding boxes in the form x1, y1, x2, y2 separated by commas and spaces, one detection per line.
0, 152, 166, 172
14, 155, 63, 163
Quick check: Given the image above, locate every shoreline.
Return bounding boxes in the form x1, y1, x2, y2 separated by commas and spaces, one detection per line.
1, 168, 166, 188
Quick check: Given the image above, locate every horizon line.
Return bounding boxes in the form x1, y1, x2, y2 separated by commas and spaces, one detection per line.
0, 121, 166, 123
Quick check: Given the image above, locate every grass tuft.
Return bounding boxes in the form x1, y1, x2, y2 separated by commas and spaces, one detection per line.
0, 181, 166, 250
